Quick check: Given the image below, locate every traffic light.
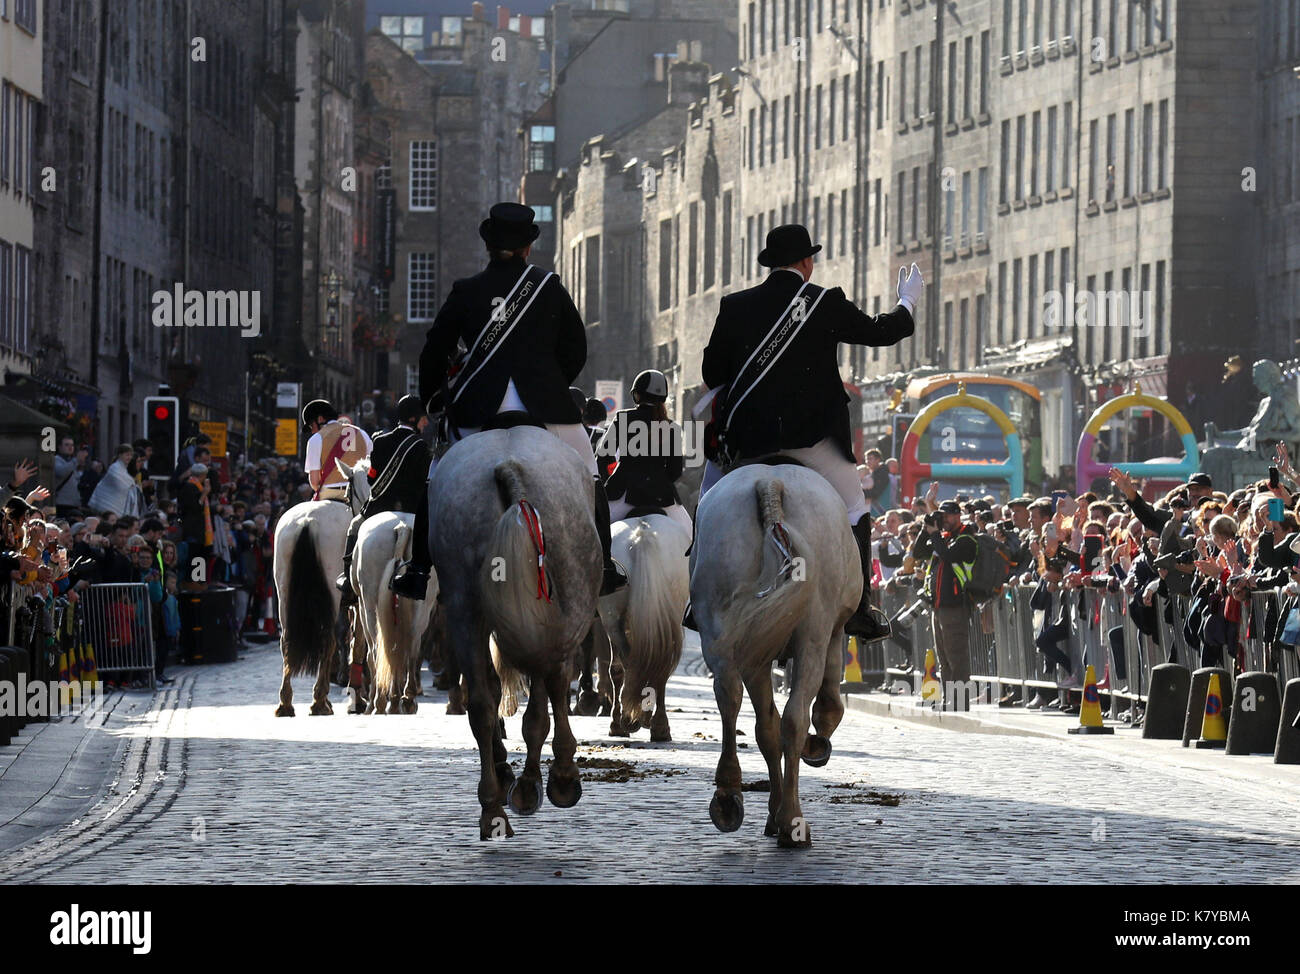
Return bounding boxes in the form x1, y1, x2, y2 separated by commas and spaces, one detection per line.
143, 395, 180, 480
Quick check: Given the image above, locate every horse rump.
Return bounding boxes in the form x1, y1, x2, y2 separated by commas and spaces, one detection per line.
283, 524, 335, 677
621, 520, 684, 723
479, 460, 563, 658
711, 478, 811, 664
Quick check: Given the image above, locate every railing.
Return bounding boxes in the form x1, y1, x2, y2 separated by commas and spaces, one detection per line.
867, 581, 1300, 704
78, 583, 156, 676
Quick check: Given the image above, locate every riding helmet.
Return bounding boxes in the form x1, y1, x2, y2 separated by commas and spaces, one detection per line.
631, 369, 669, 404
301, 399, 338, 428
396, 394, 426, 425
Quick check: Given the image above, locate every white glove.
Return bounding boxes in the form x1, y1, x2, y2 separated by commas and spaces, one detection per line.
896, 263, 924, 316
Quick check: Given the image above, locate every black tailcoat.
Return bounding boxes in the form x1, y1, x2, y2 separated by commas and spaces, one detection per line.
702, 270, 914, 461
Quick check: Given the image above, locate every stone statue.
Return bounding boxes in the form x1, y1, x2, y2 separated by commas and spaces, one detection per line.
1201, 359, 1300, 490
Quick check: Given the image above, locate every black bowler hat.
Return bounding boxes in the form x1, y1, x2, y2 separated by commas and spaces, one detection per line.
479, 202, 541, 250
757, 224, 822, 268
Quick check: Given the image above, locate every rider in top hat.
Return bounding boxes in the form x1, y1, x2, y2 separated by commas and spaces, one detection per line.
335, 394, 433, 594
390, 202, 627, 598
302, 399, 373, 503
700, 223, 923, 641
595, 369, 692, 536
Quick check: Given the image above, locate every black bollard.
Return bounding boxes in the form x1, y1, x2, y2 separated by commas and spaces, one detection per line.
1225, 672, 1282, 756
1276, 679, 1300, 765
1141, 663, 1190, 740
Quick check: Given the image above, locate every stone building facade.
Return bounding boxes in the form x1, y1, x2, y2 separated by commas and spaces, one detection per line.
362, 12, 548, 403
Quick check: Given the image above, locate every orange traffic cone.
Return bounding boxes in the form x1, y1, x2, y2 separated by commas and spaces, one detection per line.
1194, 673, 1228, 749
1069, 664, 1115, 734
843, 636, 864, 684
919, 648, 941, 706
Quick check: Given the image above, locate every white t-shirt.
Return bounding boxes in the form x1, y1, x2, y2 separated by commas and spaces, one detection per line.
304, 421, 373, 474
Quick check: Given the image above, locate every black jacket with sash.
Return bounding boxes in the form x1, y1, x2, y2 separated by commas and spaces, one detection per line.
363, 424, 431, 515
418, 255, 586, 429
702, 270, 915, 462
596, 404, 685, 509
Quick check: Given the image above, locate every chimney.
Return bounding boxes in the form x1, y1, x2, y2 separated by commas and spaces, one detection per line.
498, 5, 510, 29
472, 2, 485, 20
519, 13, 531, 37
668, 60, 709, 105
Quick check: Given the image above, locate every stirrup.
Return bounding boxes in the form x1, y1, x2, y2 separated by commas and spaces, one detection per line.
846, 605, 891, 643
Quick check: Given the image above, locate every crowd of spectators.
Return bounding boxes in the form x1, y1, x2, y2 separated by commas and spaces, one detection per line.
2, 434, 309, 689
867, 442, 1300, 714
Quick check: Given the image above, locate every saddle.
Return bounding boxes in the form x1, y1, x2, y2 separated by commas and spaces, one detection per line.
735, 453, 806, 469
624, 505, 669, 519
483, 410, 546, 431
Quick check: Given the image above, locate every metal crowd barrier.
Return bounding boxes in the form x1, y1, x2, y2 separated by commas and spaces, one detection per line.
868, 579, 1300, 708
78, 583, 156, 675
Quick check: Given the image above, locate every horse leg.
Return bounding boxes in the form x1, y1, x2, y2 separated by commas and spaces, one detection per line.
453, 609, 512, 840
649, 677, 672, 743
741, 664, 783, 837
574, 622, 600, 716
491, 670, 515, 793
708, 661, 745, 832
310, 636, 335, 715
507, 678, 547, 816
608, 650, 628, 737
402, 650, 420, 714
275, 656, 294, 717
347, 608, 367, 715
803, 629, 846, 767
447, 674, 467, 715
545, 665, 582, 808
595, 619, 614, 717
777, 637, 822, 848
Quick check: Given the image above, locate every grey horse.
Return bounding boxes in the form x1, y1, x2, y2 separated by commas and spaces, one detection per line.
691, 464, 859, 848
429, 426, 602, 840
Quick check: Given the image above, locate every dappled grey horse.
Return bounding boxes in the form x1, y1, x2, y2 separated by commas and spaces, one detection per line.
691, 464, 859, 848
429, 426, 602, 840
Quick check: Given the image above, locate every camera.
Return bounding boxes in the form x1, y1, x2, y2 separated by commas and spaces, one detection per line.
892, 598, 931, 628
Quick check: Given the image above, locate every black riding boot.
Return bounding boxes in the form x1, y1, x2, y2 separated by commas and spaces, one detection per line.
335, 514, 362, 592
593, 476, 626, 595
844, 518, 890, 642
391, 492, 432, 600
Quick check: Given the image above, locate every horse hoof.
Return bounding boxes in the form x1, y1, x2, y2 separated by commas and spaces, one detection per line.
650, 727, 672, 743
709, 791, 744, 833
480, 809, 514, 841
575, 690, 601, 717
507, 777, 544, 816
764, 814, 779, 837
274, 703, 294, 718
546, 769, 582, 809
801, 734, 832, 767
608, 721, 630, 738
310, 700, 334, 716
777, 822, 812, 849
446, 699, 466, 716
401, 698, 418, 714
495, 761, 516, 790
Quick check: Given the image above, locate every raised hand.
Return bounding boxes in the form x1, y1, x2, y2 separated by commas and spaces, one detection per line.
11, 458, 36, 488
896, 263, 925, 315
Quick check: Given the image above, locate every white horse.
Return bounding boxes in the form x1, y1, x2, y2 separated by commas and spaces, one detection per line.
349, 511, 439, 714
691, 465, 859, 848
272, 459, 366, 716
598, 514, 691, 741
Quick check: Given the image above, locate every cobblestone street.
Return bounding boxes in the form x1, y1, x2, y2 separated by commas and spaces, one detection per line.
3, 635, 1299, 885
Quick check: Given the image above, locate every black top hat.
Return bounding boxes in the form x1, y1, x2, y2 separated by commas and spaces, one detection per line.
758, 224, 822, 268
479, 202, 541, 251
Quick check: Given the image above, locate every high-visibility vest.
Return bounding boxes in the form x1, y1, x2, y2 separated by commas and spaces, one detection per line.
924, 534, 974, 600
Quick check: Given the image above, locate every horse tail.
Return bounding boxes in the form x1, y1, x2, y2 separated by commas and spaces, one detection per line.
283, 523, 334, 677
622, 520, 683, 723
712, 478, 811, 662
372, 519, 408, 699
481, 459, 562, 661
490, 634, 528, 718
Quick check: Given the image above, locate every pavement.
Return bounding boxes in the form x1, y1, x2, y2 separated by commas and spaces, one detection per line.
2, 632, 1299, 884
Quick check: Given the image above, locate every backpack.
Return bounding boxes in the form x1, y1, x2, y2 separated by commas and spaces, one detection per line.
965, 533, 1017, 600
